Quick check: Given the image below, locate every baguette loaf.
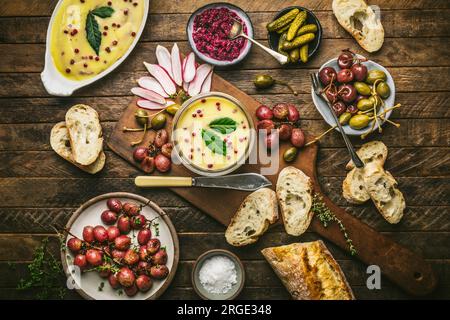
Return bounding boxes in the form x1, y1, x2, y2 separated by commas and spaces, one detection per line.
65, 104, 103, 166
261, 241, 355, 300
345, 140, 388, 170
342, 168, 370, 204
50, 122, 105, 174
332, 0, 384, 52
276, 167, 313, 236
225, 188, 278, 247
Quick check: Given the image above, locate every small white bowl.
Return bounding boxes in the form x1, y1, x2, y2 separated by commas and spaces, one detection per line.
312, 57, 396, 136
186, 3, 253, 67
41, 0, 150, 96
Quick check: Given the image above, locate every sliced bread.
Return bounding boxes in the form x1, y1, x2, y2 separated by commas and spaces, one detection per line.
276, 167, 313, 236
332, 0, 384, 52
50, 122, 105, 174
363, 162, 406, 224
65, 104, 103, 166
225, 188, 278, 247
342, 168, 370, 204
346, 140, 388, 170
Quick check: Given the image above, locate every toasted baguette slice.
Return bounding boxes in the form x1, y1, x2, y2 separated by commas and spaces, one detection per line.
65, 104, 103, 166
276, 167, 313, 236
346, 141, 388, 170
332, 0, 384, 52
261, 241, 355, 300
363, 162, 405, 224
225, 188, 278, 247
342, 168, 370, 204
51, 122, 105, 174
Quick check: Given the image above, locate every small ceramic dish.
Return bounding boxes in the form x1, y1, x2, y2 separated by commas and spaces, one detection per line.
267, 6, 322, 63
186, 2, 254, 67
41, 0, 149, 96
312, 57, 396, 136
192, 249, 245, 300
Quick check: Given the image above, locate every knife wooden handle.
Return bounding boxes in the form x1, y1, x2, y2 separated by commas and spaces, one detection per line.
135, 176, 193, 187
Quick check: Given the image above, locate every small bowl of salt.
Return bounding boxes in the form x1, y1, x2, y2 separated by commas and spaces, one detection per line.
192, 249, 245, 300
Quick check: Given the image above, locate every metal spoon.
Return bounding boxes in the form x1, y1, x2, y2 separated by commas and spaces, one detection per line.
228, 18, 289, 65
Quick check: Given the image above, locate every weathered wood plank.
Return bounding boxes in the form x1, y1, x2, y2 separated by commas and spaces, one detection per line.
1, 10, 449, 44
1, 0, 449, 17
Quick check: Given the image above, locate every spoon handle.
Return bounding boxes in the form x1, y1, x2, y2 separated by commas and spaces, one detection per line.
240, 34, 289, 65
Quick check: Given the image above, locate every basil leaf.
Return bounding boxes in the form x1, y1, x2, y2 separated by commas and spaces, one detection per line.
201, 129, 227, 156
86, 12, 102, 56
91, 6, 115, 18
208, 117, 237, 134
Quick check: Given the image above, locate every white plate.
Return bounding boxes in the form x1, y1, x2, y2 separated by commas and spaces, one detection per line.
61, 192, 179, 300
41, 0, 149, 96
312, 58, 396, 136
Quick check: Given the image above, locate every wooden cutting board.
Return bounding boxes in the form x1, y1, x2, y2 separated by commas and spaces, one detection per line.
108, 73, 437, 296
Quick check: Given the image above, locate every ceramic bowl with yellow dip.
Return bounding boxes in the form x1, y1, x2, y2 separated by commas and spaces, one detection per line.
172, 92, 255, 176
41, 0, 149, 96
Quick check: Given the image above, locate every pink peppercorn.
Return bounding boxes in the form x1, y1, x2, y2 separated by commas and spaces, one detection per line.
207, 164, 213, 169
70, 29, 78, 36
83, 63, 88, 68
131, 32, 136, 37
112, 40, 118, 46
74, 48, 79, 54
70, 59, 75, 65
103, 31, 108, 36
192, 114, 197, 118
65, 68, 71, 73
95, 56, 100, 61
201, 99, 206, 103
108, 1, 112, 5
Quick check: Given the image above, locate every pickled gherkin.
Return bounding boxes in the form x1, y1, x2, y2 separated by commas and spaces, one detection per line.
278, 32, 290, 60
282, 33, 315, 50
289, 48, 300, 63
276, 24, 290, 34
267, 8, 300, 32
287, 11, 307, 41
296, 24, 318, 36
299, 44, 309, 63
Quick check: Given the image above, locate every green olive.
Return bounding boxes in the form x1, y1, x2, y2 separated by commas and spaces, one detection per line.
354, 82, 372, 96
283, 147, 298, 162
339, 112, 352, 125
366, 70, 387, 84
135, 109, 149, 127
349, 114, 370, 130
165, 104, 180, 116
357, 97, 375, 111
151, 113, 166, 129
376, 82, 391, 99
254, 74, 275, 89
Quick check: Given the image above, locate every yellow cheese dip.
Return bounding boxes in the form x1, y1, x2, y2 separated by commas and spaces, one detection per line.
50, 0, 145, 81
174, 96, 251, 172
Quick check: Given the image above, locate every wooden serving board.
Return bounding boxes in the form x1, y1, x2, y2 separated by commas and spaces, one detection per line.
108, 74, 437, 297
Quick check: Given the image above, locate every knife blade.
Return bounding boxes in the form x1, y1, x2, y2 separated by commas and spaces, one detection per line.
134, 173, 271, 191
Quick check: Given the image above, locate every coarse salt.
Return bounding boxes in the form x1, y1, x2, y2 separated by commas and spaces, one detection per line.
199, 255, 237, 294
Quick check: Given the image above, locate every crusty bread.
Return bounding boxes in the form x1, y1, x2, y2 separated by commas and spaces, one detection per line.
342, 168, 370, 204
225, 188, 278, 247
50, 122, 105, 174
346, 140, 388, 170
332, 0, 384, 52
65, 104, 103, 166
276, 167, 313, 236
363, 162, 405, 224
261, 241, 355, 300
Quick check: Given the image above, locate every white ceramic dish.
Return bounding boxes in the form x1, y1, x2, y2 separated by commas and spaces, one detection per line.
312, 57, 395, 136
61, 192, 179, 300
186, 3, 253, 67
41, 0, 149, 96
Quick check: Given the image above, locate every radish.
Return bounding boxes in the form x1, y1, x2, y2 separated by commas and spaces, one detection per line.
131, 87, 165, 104
171, 44, 183, 86
155, 45, 173, 80
136, 99, 165, 111
188, 64, 213, 97
182, 52, 196, 83
143, 62, 177, 95
137, 76, 169, 98
200, 70, 213, 94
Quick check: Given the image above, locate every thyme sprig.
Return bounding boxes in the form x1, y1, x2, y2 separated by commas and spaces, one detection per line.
312, 194, 357, 256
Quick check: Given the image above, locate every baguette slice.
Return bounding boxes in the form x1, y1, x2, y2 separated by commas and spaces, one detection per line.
342, 168, 370, 204
50, 122, 105, 174
332, 0, 384, 52
261, 241, 355, 300
225, 188, 278, 247
363, 162, 406, 224
346, 140, 387, 170
65, 104, 103, 166
276, 167, 313, 236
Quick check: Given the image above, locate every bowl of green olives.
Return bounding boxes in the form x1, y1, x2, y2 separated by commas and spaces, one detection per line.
312, 51, 395, 136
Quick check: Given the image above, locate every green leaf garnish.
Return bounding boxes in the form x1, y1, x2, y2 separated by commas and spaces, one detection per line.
86, 12, 102, 56
91, 6, 115, 18
208, 117, 237, 134
202, 129, 227, 156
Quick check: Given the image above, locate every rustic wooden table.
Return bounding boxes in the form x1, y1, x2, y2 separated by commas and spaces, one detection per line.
0, 0, 449, 300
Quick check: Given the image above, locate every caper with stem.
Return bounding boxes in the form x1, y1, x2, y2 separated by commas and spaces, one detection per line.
253, 74, 298, 96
